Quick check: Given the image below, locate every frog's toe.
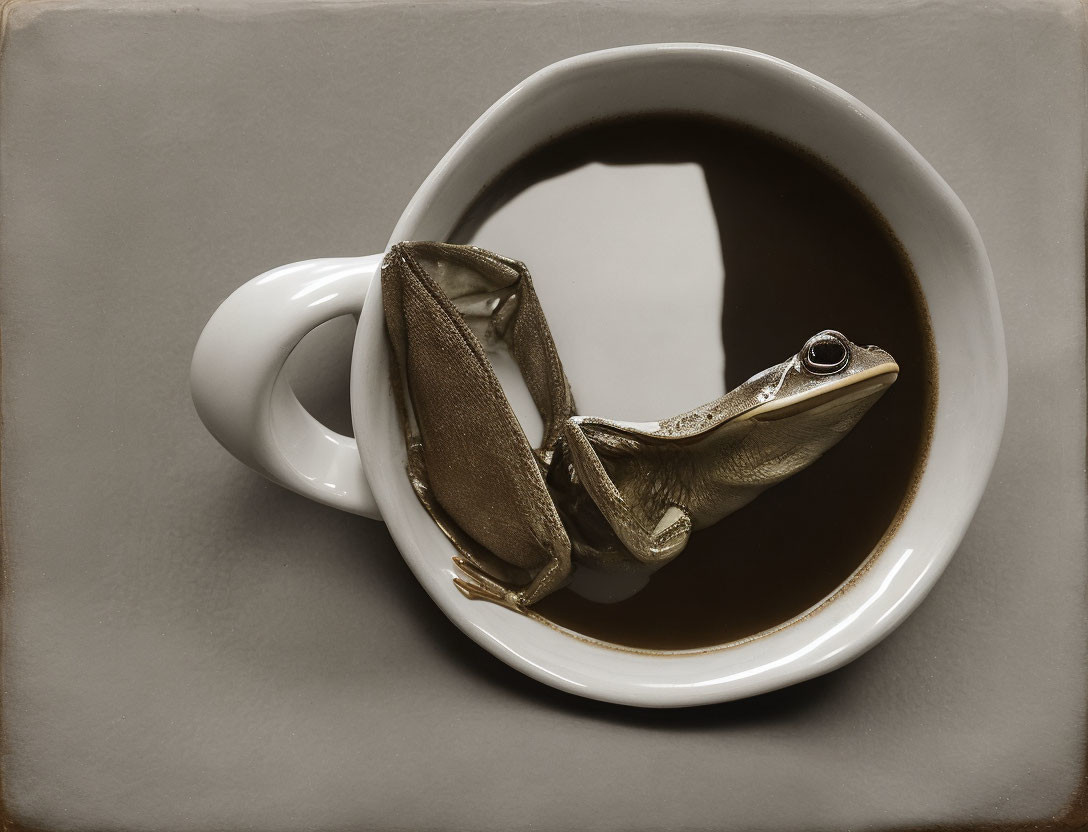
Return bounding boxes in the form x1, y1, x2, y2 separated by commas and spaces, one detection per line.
452, 557, 525, 612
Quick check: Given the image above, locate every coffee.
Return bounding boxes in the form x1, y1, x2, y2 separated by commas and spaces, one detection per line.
450, 114, 935, 651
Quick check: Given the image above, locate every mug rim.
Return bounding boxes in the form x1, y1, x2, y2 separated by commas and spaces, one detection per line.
351, 43, 1007, 707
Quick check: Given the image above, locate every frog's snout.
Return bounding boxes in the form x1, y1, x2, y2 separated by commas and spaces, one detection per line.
802, 331, 850, 375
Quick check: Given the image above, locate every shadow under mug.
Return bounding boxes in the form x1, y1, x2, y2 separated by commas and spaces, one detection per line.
191, 43, 1005, 707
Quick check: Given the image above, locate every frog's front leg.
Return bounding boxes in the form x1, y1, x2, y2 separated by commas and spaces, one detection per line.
562, 420, 693, 564
453, 546, 571, 611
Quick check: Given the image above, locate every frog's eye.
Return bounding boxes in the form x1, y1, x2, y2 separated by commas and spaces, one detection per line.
802, 333, 849, 375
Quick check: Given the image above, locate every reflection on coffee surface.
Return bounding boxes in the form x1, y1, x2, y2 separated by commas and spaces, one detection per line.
443, 115, 935, 651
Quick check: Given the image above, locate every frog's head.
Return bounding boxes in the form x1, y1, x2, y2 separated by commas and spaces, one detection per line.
738, 330, 898, 421
720, 329, 899, 484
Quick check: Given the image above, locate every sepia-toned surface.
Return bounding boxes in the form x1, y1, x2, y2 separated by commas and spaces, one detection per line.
0, 0, 1084, 830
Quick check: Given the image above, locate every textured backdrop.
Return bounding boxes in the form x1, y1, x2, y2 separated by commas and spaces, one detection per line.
0, 0, 1084, 829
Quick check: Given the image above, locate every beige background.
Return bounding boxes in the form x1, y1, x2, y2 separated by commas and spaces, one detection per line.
0, 0, 1085, 829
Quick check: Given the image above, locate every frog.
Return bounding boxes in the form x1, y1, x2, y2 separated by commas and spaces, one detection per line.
542, 330, 899, 600
380, 241, 898, 612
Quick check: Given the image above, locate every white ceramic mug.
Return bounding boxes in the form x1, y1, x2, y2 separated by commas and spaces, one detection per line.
191, 44, 1005, 707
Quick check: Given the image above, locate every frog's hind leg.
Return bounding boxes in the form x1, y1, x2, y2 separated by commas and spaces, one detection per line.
453, 547, 571, 612
516, 549, 571, 606
403, 445, 555, 613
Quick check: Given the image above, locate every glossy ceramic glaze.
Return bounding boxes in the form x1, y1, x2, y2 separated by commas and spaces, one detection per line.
192, 255, 382, 517
193, 44, 1005, 707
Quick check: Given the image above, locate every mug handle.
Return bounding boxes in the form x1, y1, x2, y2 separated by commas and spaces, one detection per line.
190, 254, 384, 519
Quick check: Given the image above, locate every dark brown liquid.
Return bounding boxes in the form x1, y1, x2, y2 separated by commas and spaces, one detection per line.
450, 115, 935, 651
